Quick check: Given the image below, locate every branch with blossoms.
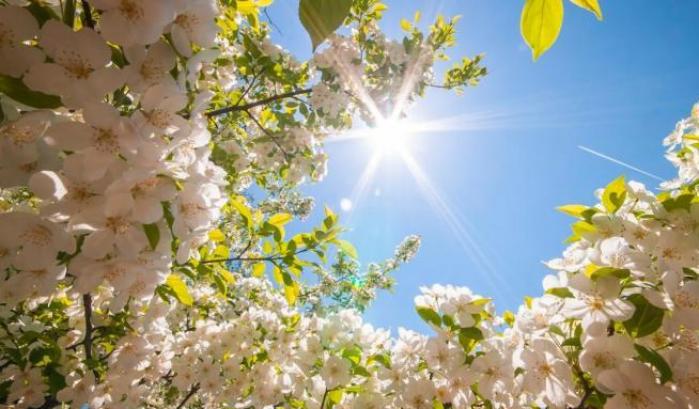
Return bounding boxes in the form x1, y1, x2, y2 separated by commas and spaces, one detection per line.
3, 0, 696, 408
206, 88, 312, 117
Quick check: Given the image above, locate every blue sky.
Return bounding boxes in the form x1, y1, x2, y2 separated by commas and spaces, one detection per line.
265, 1, 699, 332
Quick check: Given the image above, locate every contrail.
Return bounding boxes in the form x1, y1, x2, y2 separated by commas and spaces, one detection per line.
578, 145, 664, 182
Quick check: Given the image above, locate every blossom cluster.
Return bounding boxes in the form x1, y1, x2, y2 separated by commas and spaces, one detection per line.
0, 1, 226, 310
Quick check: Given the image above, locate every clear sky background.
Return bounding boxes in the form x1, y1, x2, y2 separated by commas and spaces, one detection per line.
265, 0, 699, 332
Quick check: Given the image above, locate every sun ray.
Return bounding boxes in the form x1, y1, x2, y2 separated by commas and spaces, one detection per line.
345, 152, 382, 223
398, 148, 513, 300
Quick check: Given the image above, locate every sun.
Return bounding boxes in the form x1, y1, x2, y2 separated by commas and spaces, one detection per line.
366, 117, 413, 154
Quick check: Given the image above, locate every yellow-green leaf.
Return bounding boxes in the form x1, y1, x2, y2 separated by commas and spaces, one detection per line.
503, 310, 515, 327
252, 262, 266, 278
520, 0, 564, 60
570, 0, 602, 20
269, 212, 292, 226
166, 274, 193, 306
299, 0, 352, 50
400, 18, 412, 31
209, 228, 225, 242
230, 196, 253, 227
335, 239, 358, 259
602, 175, 627, 213
557, 204, 588, 218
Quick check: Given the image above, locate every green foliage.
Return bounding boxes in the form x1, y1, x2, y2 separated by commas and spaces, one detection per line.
545, 287, 574, 298
0, 75, 61, 109
299, 0, 353, 50
458, 327, 484, 353
165, 274, 194, 306
634, 344, 673, 384
623, 294, 664, 338
584, 265, 630, 280
143, 223, 160, 251
602, 175, 627, 213
416, 306, 442, 327
443, 55, 487, 94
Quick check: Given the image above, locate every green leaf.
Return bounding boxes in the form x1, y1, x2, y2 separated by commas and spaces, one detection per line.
623, 294, 664, 338
269, 212, 293, 226
230, 196, 253, 227
458, 327, 484, 353
252, 262, 266, 278
62, 0, 76, 27
327, 389, 344, 408
561, 337, 581, 347
166, 274, 193, 306
634, 344, 672, 384
520, 0, 564, 60
143, 223, 160, 250
584, 265, 631, 280
557, 204, 588, 218
335, 239, 358, 259
368, 353, 391, 369
570, 0, 603, 20
416, 306, 441, 327
341, 345, 362, 365
208, 228, 225, 242
0, 75, 61, 109
25, 2, 60, 26
545, 287, 574, 298
299, 0, 352, 50
502, 310, 515, 327
602, 175, 627, 213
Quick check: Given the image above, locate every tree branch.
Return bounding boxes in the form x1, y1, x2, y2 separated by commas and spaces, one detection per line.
206, 89, 312, 117
176, 384, 200, 409
200, 248, 311, 265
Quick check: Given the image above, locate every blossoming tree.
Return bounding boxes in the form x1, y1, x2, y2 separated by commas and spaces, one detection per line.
1, 0, 698, 409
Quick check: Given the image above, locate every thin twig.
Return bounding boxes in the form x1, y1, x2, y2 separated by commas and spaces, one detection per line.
81, 0, 95, 29
244, 109, 291, 160
263, 8, 282, 35
176, 384, 200, 409
319, 388, 328, 409
206, 89, 311, 117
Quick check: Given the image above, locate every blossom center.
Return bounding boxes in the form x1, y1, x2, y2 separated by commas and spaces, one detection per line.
7, 125, 37, 146
119, 0, 144, 21
175, 13, 200, 34
131, 178, 160, 197
58, 51, 95, 79
622, 389, 651, 408
592, 352, 614, 369
94, 128, 120, 154
675, 290, 699, 309
681, 376, 699, 396
586, 296, 605, 311
145, 109, 172, 128
105, 216, 130, 235
537, 362, 553, 378
21, 224, 53, 247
